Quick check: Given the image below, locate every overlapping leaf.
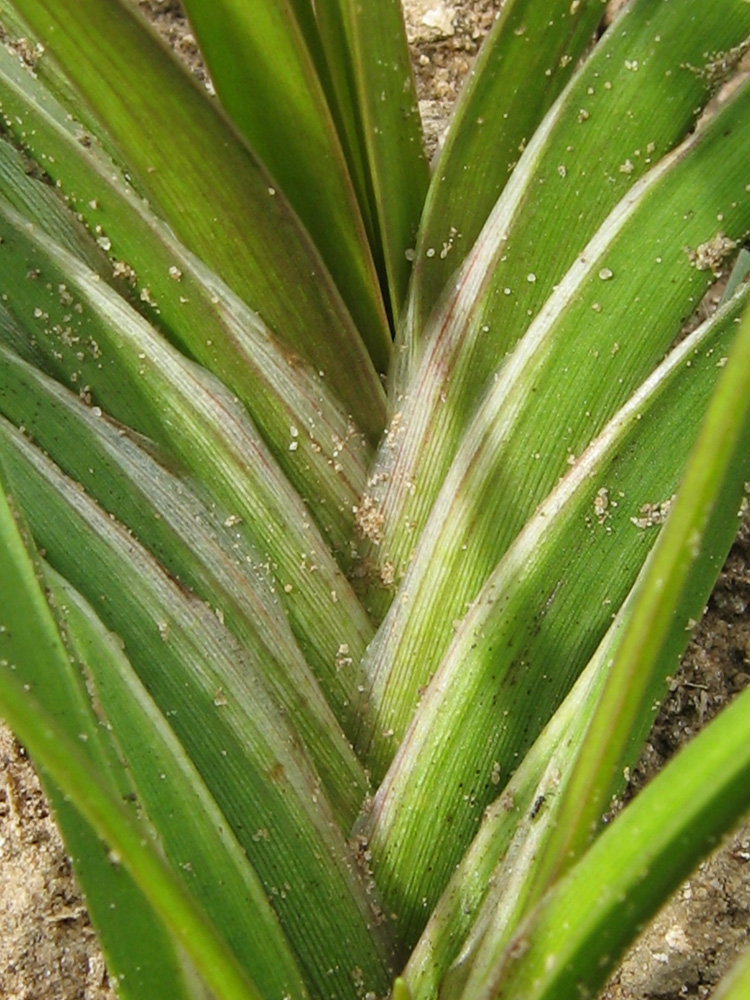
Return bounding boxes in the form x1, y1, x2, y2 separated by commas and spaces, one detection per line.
0, 423, 395, 998
398, 0, 605, 374
12, 0, 388, 430
468, 676, 750, 1000
307, 0, 429, 319
362, 273, 750, 949
0, 1, 749, 998
177, 0, 392, 372
0, 51, 376, 543
0, 340, 367, 826
0, 197, 374, 730
404, 290, 750, 998
364, 0, 750, 604
358, 77, 750, 773
0, 479, 270, 1000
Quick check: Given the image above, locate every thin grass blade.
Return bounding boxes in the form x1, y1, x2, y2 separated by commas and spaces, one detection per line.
0, 199, 374, 730
358, 77, 750, 768
0, 424, 396, 998
0, 53, 378, 528
310, 0, 429, 319
0, 480, 266, 1000
178, 0, 392, 372
401, 0, 605, 367
462, 679, 750, 1000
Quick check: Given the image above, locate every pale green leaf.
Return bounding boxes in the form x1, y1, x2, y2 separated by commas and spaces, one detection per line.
370, 0, 750, 595
0, 477, 264, 1000
465, 679, 750, 1000
712, 946, 750, 1000
0, 341, 367, 827
434, 292, 750, 999
0, 55, 377, 531
0, 200, 375, 729
400, 0, 605, 370
363, 282, 750, 950
527, 297, 750, 893
0, 424, 396, 998
358, 76, 750, 767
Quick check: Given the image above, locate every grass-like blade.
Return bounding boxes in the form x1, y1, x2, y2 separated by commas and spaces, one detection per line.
526, 293, 750, 894
0, 199, 374, 729
368, 0, 750, 597
49, 568, 311, 1000
400, 0, 604, 366
362, 283, 749, 951
0, 52, 379, 520
430, 293, 750, 998
0, 423, 396, 998
404, 645, 607, 999
0, 340, 367, 827
358, 77, 750, 766
465, 678, 750, 1000
309, 0, 429, 320
712, 947, 750, 1000
0, 478, 265, 1000
179, 0, 392, 372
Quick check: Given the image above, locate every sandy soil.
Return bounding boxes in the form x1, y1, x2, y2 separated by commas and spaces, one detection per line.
1, 2, 748, 998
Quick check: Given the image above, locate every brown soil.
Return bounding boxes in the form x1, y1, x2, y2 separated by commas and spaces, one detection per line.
1, 2, 748, 998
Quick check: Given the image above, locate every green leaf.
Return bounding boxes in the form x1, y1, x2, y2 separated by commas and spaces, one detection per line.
428, 292, 750, 1000
0, 423, 396, 998
49, 568, 311, 1000
403, 642, 606, 999
0, 341, 368, 827
0, 476, 265, 1000
0, 199, 375, 728
0, 53, 378, 529
362, 283, 750, 951
527, 293, 750, 893
713, 946, 750, 1000
10, 0, 388, 425
463, 679, 750, 1000
178, 0, 392, 372
358, 75, 750, 765
369, 0, 750, 595
309, 0, 429, 318
0, 682, 265, 1000
400, 0, 605, 368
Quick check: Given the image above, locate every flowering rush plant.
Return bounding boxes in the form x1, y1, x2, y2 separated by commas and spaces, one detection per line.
1, 1, 750, 998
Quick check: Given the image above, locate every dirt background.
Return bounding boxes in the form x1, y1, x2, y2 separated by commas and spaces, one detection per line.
1, 2, 748, 998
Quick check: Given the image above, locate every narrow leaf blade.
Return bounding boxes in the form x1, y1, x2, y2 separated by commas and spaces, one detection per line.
363, 284, 749, 949
469, 679, 750, 1000
370, 0, 750, 598
0, 477, 264, 1000
312, 0, 429, 318
11, 0, 387, 432
0, 55, 378, 535
402, 0, 605, 362
179, 0, 392, 371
